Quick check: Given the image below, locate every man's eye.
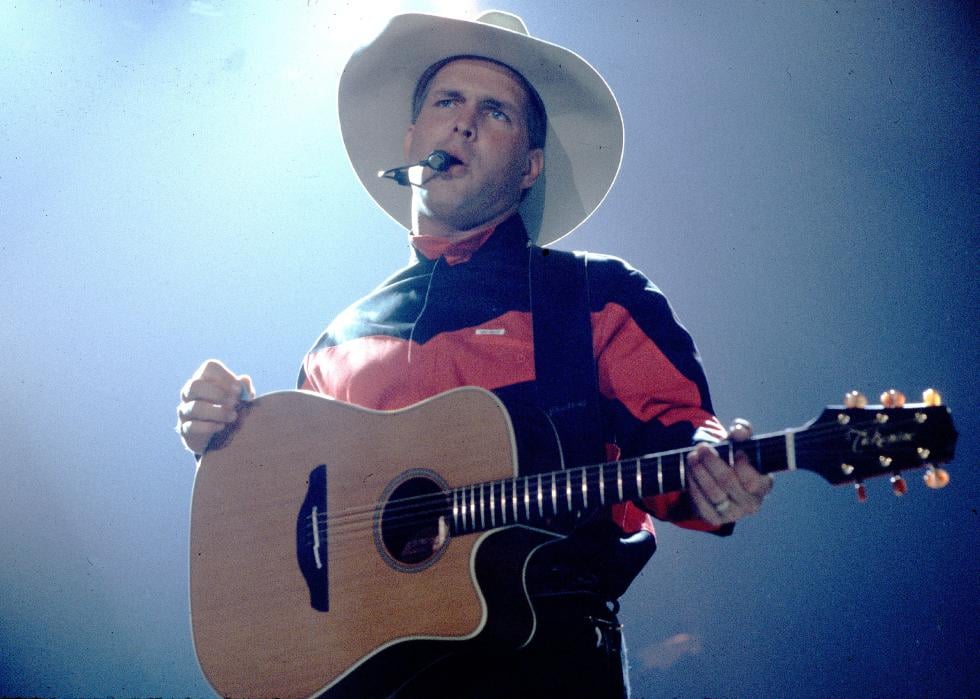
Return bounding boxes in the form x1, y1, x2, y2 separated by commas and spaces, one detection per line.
488, 109, 510, 122
434, 98, 456, 107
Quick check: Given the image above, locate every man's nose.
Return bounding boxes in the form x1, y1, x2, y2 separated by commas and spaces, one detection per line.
453, 109, 476, 140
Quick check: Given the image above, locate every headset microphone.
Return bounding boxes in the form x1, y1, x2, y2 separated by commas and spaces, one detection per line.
378, 150, 462, 186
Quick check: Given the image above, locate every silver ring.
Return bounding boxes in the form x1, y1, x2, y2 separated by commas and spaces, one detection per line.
714, 498, 732, 514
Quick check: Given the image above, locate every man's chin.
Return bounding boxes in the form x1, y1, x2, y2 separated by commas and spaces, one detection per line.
419, 189, 473, 224
417, 202, 505, 236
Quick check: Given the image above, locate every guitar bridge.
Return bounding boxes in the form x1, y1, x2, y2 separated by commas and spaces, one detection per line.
297, 464, 329, 612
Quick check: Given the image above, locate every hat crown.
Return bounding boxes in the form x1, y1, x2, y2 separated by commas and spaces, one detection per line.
476, 11, 529, 36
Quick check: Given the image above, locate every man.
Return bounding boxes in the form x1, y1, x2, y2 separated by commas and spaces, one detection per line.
177, 11, 772, 698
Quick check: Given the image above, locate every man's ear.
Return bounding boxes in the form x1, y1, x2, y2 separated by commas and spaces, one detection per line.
520, 148, 544, 190
403, 125, 414, 161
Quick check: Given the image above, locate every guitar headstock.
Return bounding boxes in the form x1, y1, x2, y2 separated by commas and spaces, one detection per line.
797, 389, 957, 497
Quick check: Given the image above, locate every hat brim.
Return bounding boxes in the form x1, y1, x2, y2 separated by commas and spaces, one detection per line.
338, 13, 624, 246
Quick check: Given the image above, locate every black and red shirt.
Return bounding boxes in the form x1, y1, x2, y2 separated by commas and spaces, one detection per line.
299, 214, 729, 596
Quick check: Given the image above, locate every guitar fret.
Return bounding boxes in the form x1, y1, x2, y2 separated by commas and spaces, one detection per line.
785, 431, 797, 470
469, 485, 477, 530
636, 457, 643, 495
512, 479, 519, 522
656, 455, 663, 495
599, 466, 606, 504
581, 467, 589, 508
550, 473, 558, 515
453, 489, 462, 531
479, 483, 486, 529
617, 462, 623, 502
523, 478, 530, 521
679, 452, 686, 489
489, 482, 496, 528
501, 482, 508, 524
534, 475, 542, 518
565, 472, 572, 511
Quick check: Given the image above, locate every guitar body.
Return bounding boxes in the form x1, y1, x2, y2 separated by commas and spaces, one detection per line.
190, 387, 557, 698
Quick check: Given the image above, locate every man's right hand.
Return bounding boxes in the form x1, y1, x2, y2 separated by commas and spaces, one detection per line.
176, 359, 255, 456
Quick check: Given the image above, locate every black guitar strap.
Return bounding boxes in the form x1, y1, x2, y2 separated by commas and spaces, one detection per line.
529, 247, 605, 470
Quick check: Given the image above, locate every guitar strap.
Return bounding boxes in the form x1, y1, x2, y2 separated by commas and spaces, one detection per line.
528, 247, 653, 602
529, 247, 605, 470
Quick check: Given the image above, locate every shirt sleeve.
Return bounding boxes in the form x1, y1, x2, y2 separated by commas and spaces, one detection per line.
588, 253, 732, 535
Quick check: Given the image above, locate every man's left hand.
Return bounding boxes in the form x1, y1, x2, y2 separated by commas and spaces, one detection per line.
687, 419, 774, 526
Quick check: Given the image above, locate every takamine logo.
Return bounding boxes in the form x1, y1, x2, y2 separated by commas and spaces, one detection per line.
848, 429, 915, 452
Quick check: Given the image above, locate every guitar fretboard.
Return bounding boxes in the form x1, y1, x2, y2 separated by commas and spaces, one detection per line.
448, 429, 799, 535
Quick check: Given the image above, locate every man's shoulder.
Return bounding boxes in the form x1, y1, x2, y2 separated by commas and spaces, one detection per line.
531, 247, 670, 317
577, 249, 632, 270
552, 248, 659, 293
542, 247, 635, 271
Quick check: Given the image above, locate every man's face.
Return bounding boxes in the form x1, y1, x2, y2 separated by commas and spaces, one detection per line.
404, 58, 543, 236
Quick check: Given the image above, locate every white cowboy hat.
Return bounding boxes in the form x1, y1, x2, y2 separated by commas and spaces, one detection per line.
338, 10, 624, 246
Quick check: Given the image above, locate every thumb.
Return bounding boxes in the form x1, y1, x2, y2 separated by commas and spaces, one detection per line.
239, 375, 256, 400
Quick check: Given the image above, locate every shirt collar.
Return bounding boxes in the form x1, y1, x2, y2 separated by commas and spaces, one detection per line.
408, 214, 532, 266
409, 226, 497, 266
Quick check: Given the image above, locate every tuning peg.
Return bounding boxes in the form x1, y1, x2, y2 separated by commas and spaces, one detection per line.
922, 388, 943, 406
880, 389, 906, 408
855, 481, 867, 503
844, 391, 868, 408
922, 465, 950, 489
890, 474, 908, 496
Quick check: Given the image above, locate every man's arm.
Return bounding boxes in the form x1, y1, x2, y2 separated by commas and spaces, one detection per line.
587, 254, 773, 527
175, 359, 255, 456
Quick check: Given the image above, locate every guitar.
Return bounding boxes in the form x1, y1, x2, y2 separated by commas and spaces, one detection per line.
189, 386, 957, 698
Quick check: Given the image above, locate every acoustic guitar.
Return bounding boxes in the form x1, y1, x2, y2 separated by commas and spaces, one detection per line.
189, 386, 956, 698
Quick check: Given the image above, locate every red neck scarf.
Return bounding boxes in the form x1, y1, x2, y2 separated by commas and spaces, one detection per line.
410, 226, 496, 265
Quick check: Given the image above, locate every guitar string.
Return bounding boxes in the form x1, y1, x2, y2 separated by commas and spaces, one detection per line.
312, 442, 695, 533
315, 454, 929, 540
300, 412, 940, 537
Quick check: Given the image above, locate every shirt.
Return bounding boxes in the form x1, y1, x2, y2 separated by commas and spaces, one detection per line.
299, 214, 730, 597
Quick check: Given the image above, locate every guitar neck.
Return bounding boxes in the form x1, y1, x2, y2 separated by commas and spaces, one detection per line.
448, 430, 799, 535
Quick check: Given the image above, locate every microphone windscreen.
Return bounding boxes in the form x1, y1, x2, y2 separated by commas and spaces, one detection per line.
426, 150, 452, 172
422, 150, 463, 172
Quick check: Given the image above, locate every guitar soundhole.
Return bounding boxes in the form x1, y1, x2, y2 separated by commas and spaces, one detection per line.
378, 473, 450, 569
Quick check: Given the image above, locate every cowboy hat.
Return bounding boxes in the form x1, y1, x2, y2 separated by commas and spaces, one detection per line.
338, 10, 624, 246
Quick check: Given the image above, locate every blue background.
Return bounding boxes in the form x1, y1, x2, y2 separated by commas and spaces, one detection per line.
1, 1, 976, 697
